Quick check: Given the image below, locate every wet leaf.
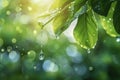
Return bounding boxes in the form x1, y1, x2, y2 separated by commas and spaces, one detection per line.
74, 10, 98, 49
52, 2, 74, 36
113, 1, 120, 34
99, 2, 119, 37
91, 0, 113, 16
74, 0, 87, 13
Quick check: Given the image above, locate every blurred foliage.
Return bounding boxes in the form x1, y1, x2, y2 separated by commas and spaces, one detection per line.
0, 0, 120, 80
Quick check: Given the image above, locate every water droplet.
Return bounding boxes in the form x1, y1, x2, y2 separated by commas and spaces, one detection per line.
27, 50, 36, 61
39, 50, 44, 60
7, 46, 12, 52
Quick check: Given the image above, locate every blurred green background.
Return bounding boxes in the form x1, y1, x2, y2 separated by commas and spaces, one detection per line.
0, 0, 120, 80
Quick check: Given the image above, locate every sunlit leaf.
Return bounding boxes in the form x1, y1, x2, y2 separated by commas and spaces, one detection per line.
74, 10, 98, 49
99, 2, 119, 37
52, 2, 74, 36
74, 0, 87, 13
113, 1, 120, 34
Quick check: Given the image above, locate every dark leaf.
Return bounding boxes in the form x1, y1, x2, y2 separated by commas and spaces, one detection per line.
91, 0, 113, 16
113, 1, 120, 34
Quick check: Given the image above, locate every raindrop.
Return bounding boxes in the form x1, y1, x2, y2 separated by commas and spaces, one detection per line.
27, 50, 36, 61
7, 46, 12, 52
39, 50, 44, 60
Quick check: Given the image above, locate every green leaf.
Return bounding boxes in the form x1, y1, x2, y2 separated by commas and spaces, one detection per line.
91, 0, 113, 16
52, 2, 74, 36
113, 1, 120, 34
98, 2, 119, 37
74, 0, 87, 13
74, 10, 98, 49
52, 1, 87, 36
